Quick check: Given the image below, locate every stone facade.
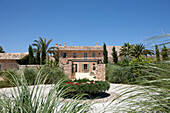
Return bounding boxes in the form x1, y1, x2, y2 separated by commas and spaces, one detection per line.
96, 64, 105, 81
56, 43, 112, 81
0, 60, 19, 70
0, 53, 28, 71
63, 64, 72, 79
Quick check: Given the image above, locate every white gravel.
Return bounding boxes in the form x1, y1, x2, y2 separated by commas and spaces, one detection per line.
0, 83, 146, 113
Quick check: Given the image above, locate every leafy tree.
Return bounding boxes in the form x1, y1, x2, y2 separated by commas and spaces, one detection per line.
155, 45, 160, 61
0, 46, 5, 53
41, 43, 46, 64
36, 46, 40, 64
29, 45, 34, 64
119, 42, 134, 57
161, 45, 168, 61
103, 43, 108, 64
112, 46, 118, 64
20, 55, 29, 65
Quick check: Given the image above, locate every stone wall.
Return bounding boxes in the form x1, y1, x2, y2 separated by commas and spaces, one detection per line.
96, 64, 105, 81
0, 60, 19, 70
63, 64, 72, 79
19, 65, 42, 71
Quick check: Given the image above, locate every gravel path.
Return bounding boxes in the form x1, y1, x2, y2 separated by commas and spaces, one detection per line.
0, 83, 139, 113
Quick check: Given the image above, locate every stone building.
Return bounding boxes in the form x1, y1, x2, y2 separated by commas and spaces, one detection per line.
0, 44, 121, 81
0, 53, 28, 70
56, 43, 121, 81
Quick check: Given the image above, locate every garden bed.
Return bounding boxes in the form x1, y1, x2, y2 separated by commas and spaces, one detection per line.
62, 79, 110, 99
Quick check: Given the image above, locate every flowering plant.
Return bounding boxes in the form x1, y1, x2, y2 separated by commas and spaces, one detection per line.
64, 79, 110, 94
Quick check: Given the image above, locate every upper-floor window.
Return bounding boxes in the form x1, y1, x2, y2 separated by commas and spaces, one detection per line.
63, 53, 67, 58
61, 52, 67, 58
84, 53, 87, 59
92, 53, 95, 57
73, 53, 76, 58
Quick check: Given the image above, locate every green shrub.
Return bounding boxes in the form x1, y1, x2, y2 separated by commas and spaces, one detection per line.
0, 69, 18, 87
41, 65, 68, 84
64, 79, 110, 94
117, 56, 132, 66
24, 67, 37, 85
0, 66, 68, 87
106, 63, 134, 83
129, 56, 156, 77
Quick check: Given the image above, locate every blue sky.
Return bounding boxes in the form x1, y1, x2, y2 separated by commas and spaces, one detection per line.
0, 0, 170, 53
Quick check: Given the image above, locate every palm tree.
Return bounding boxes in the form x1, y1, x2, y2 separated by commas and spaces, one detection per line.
32, 37, 58, 64
143, 49, 154, 57
119, 42, 134, 57
32, 37, 53, 53
132, 43, 145, 59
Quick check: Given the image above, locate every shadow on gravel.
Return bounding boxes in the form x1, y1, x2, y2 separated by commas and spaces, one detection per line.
63, 92, 110, 100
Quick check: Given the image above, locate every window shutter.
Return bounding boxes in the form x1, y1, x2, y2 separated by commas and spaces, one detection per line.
66, 53, 67, 58
82, 64, 84, 71
87, 64, 89, 70
61, 52, 63, 58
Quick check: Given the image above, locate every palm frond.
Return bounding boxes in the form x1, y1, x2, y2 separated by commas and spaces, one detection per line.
46, 39, 52, 50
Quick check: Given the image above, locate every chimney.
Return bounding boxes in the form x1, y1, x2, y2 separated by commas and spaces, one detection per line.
56, 43, 58, 47
64, 43, 66, 47
59, 44, 61, 46
96, 43, 98, 46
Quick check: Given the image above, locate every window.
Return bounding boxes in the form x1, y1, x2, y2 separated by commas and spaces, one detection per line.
73, 53, 76, 58
92, 53, 95, 57
82, 64, 89, 71
84, 53, 87, 59
63, 53, 67, 58
84, 64, 87, 70
61, 52, 63, 58
0, 64, 1, 70
98, 53, 100, 55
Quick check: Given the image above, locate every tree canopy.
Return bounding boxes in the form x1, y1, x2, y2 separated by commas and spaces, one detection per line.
0, 46, 5, 53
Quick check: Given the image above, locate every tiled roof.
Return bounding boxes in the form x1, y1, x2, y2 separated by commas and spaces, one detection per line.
0, 53, 28, 60
107, 46, 121, 57
57, 46, 103, 51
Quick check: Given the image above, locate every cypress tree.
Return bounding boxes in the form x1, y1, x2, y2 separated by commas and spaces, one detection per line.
155, 45, 160, 61
36, 46, 40, 64
103, 43, 108, 64
161, 45, 168, 61
28, 45, 34, 64
41, 43, 46, 64
112, 46, 118, 64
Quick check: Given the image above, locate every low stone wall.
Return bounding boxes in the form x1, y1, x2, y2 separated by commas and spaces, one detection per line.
19, 65, 42, 71
96, 64, 105, 81
63, 64, 72, 79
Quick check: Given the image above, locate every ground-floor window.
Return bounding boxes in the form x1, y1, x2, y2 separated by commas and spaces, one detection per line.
84, 64, 87, 70
82, 64, 89, 70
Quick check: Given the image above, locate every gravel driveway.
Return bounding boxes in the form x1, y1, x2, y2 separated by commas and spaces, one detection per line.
0, 83, 142, 113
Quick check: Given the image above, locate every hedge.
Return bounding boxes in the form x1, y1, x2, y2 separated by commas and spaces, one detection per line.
64, 79, 110, 94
